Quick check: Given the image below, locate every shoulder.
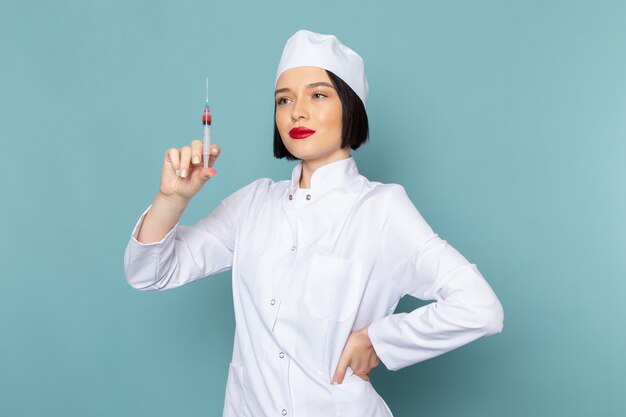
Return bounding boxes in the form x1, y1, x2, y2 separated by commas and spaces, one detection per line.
357, 176, 414, 210
356, 178, 429, 234
243, 177, 291, 198
221, 176, 289, 208
361, 180, 435, 254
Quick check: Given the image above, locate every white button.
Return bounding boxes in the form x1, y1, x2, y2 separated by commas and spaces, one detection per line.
290, 246, 296, 252
305, 194, 311, 200
282, 410, 287, 416
270, 299, 276, 305
279, 351, 285, 358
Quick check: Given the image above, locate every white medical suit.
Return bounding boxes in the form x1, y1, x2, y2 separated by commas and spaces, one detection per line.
124, 156, 504, 417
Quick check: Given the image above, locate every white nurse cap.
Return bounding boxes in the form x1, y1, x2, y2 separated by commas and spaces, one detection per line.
275, 29, 369, 105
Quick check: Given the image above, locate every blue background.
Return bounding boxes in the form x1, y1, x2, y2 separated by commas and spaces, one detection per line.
1, 0, 624, 416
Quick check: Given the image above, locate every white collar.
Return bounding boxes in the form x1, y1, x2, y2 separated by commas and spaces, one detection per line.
289, 156, 359, 194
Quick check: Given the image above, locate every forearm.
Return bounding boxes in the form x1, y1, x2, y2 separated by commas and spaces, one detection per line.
136, 192, 190, 244
368, 264, 504, 371
124, 197, 233, 291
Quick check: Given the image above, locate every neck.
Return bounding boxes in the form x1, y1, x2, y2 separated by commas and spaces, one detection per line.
298, 149, 351, 189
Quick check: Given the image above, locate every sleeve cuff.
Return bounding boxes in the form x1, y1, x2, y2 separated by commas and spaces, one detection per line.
368, 315, 399, 371
130, 204, 178, 246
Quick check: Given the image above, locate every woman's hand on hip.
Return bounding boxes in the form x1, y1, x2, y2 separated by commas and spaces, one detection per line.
332, 326, 380, 384
160, 140, 220, 201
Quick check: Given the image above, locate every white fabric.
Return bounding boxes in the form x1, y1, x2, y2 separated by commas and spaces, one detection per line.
124, 156, 504, 417
276, 29, 369, 105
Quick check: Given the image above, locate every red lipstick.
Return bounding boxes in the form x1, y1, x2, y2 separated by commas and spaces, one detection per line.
289, 127, 316, 139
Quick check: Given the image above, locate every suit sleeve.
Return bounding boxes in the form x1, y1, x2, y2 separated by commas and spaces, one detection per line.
367, 185, 504, 371
123, 180, 259, 291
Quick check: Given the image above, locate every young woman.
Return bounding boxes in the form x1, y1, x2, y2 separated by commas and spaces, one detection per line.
124, 29, 504, 417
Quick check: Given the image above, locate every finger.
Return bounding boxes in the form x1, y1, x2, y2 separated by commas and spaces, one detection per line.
191, 139, 203, 165
207, 167, 217, 179
192, 166, 217, 184
207, 144, 220, 168
331, 358, 350, 385
180, 146, 191, 178
372, 355, 380, 368
355, 368, 370, 381
166, 148, 181, 175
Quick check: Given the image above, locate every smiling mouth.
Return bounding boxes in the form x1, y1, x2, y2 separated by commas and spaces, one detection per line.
289, 127, 316, 139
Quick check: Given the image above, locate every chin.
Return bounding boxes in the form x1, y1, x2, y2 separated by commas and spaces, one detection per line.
283, 143, 314, 161
282, 140, 345, 162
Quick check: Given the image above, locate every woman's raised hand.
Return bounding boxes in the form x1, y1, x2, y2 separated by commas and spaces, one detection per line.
159, 140, 220, 201
134, 141, 219, 244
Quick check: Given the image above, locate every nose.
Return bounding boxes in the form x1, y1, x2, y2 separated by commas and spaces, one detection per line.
291, 98, 309, 122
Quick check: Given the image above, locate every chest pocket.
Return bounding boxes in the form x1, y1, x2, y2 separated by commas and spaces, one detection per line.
304, 255, 364, 321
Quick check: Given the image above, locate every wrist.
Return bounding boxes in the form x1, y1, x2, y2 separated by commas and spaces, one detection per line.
156, 191, 191, 210
361, 326, 373, 348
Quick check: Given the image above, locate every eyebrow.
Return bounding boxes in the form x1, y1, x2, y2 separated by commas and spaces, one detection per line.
274, 82, 335, 95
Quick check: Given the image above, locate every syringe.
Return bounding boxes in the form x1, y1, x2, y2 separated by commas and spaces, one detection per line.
202, 77, 212, 168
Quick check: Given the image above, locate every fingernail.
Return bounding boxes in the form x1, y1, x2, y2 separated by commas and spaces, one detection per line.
175, 169, 180, 177
192, 155, 200, 164
212, 148, 218, 154
331, 381, 338, 385
181, 168, 187, 178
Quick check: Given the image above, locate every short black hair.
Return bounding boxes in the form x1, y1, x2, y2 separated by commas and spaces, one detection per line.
273, 69, 369, 160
